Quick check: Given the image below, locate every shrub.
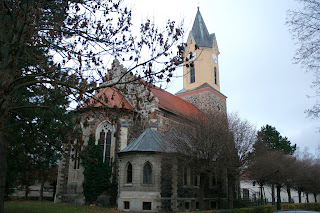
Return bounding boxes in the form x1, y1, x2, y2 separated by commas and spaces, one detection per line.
236, 207, 255, 213
281, 203, 320, 211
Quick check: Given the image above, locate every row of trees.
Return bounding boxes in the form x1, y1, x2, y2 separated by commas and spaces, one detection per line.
166, 111, 319, 210
248, 125, 319, 209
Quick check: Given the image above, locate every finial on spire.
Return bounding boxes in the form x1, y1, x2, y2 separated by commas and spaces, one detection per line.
197, 0, 200, 10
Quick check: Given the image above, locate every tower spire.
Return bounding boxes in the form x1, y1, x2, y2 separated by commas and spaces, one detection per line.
191, 9, 212, 48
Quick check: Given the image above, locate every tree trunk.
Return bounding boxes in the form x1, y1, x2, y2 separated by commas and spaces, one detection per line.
298, 189, 302, 203
260, 184, 264, 204
0, 132, 7, 213
287, 186, 292, 203
39, 178, 45, 202
227, 176, 233, 209
25, 185, 30, 199
306, 193, 309, 203
272, 184, 275, 205
314, 193, 317, 203
276, 184, 281, 210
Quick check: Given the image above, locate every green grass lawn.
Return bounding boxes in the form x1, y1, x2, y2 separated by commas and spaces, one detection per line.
4, 201, 119, 213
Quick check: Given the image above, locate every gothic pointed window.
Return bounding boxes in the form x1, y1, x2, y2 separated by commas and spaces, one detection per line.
214, 67, 218, 85
96, 121, 114, 164
127, 163, 132, 183
190, 66, 195, 83
143, 162, 152, 184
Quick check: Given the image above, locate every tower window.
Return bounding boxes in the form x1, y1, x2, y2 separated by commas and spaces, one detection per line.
214, 67, 218, 85
143, 162, 152, 184
190, 66, 195, 83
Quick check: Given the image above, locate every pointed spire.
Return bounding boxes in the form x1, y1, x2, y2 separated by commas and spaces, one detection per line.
190, 9, 213, 48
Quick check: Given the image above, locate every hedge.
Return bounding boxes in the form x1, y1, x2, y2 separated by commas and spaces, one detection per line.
188, 205, 276, 213
188, 203, 320, 213
281, 202, 320, 211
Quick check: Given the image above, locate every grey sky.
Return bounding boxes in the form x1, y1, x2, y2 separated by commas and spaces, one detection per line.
130, 0, 319, 153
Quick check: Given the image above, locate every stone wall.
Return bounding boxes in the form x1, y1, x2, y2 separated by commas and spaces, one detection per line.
118, 152, 162, 212
180, 90, 226, 113
105, 59, 158, 117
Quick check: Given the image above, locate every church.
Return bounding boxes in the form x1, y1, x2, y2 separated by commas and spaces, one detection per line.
54, 8, 231, 212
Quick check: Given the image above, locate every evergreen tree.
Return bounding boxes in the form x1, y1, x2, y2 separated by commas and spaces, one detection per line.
80, 136, 115, 204
255, 124, 296, 155
4, 83, 81, 200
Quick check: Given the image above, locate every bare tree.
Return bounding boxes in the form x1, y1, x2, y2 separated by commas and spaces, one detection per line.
287, 0, 320, 118
0, 0, 187, 210
165, 111, 257, 209
228, 112, 256, 173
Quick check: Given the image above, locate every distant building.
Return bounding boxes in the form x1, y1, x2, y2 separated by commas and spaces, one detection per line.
240, 173, 320, 204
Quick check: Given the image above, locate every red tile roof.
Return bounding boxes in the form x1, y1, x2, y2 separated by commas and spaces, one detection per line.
240, 172, 252, 180
85, 82, 202, 118
86, 87, 133, 110
150, 87, 202, 118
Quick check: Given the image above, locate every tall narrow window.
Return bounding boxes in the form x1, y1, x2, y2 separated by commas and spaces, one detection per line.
190, 66, 195, 83
183, 166, 188, 186
105, 130, 112, 164
127, 163, 132, 183
99, 130, 105, 157
73, 149, 80, 169
210, 172, 216, 187
194, 175, 200, 187
143, 162, 152, 184
214, 67, 217, 85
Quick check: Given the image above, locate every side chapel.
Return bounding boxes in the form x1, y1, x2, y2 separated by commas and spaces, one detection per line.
54, 8, 230, 212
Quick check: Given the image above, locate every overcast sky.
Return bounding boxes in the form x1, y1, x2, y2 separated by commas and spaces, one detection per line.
128, 0, 319, 155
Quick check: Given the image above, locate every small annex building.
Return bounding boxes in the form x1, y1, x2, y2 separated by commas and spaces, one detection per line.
54, 8, 230, 212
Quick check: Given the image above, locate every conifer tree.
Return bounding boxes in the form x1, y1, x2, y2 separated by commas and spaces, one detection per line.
80, 136, 115, 204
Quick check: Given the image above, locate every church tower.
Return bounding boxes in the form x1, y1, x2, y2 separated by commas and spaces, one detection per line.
183, 7, 220, 91
177, 8, 227, 113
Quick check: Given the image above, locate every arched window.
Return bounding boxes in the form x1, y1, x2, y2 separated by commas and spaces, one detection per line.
95, 121, 114, 164
143, 162, 152, 184
214, 67, 218, 85
127, 163, 132, 183
190, 66, 195, 83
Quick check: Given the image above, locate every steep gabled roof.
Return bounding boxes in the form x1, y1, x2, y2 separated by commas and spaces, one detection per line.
191, 8, 212, 48
120, 128, 167, 153
86, 87, 133, 110
149, 86, 202, 118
